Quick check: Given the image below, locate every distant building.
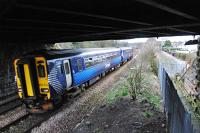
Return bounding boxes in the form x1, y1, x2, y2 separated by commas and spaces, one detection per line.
172, 41, 197, 53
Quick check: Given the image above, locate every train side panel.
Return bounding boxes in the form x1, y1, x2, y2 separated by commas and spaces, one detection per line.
71, 51, 121, 86
121, 47, 133, 62
47, 60, 67, 95
46, 48, 130, 94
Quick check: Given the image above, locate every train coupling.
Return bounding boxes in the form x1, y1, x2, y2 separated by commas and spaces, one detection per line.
27, 102, 54, 113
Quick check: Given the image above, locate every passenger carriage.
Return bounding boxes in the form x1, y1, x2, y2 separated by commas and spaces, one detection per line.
14, 48, 131, 112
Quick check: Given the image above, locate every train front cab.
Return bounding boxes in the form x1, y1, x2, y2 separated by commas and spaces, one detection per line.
14, 57, 52, 112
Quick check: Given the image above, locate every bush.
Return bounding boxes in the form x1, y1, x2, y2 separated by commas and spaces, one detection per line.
175, 53, 196, 64
149, 53, 158, 75
127, 63, 144, 100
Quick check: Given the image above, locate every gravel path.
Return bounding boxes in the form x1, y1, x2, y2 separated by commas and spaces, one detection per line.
32, 57, 135, 133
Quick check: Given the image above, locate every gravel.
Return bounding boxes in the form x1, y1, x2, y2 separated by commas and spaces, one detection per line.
3, 114, 43, 133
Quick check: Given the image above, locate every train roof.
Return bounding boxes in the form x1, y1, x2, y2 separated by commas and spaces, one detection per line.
120, 47, 133, 50
24, 47, 125, 59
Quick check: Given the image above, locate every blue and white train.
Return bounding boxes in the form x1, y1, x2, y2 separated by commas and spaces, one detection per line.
14, 47, 133, 112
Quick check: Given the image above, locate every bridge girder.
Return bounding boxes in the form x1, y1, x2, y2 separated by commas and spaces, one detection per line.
0, 0, 199, 43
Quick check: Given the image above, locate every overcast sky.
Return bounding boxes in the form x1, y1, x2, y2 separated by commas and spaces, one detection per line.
121, 35, 199, 43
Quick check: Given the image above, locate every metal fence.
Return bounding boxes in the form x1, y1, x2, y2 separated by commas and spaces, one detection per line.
158, 64, 200, 133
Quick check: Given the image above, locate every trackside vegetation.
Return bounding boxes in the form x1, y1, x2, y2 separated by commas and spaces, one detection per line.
106, 38, 162, 111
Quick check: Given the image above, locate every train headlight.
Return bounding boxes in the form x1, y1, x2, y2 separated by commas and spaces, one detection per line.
18, 88, 22, 92
41, 88, 49, 93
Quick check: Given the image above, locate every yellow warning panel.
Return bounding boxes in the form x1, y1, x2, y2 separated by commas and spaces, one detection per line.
24, 64, 34, 97
35, 57, 50, 99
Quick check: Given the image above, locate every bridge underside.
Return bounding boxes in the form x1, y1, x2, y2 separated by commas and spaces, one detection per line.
0, 0, 200, 44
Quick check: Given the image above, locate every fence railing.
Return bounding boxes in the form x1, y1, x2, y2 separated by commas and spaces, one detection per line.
159, 65, 200, 133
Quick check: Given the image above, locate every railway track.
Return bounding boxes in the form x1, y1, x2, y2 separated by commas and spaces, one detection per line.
0, 54, 137, 133
0, 112, 30, 132
23, 92, 91, 133
0, 95, 22, 115
0, 77, 111, 132
0, 91, 17, 101
0, 81, 90, 132
0, 97, 77, 133
0, 94, 25, 132
0, 76, 108, 133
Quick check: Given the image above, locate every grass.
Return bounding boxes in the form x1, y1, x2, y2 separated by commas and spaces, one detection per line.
106, 77, 161, 110
94, 128, 103, 133
106, 81, 129, 104
176, 52, 196, 64
106, 80, 158, 118
105, 63, 162, 110
142, 110, 154, 118
106, 50, 162, 110
138, 91, 161, 109
161, 50, 196, 64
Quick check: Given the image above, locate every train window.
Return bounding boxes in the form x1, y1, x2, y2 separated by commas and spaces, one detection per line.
107, 56, 111, 60
84, 58, 89, 68
84, 55, 108, 69
84, 58, 88, 62
93, 60, 98, 65
85, 61, 92, 68
37, 61, 44, 64
60, 64, 64, 74
77, 59, 83, 71
64, 62, 70, 74
38, 64, 45, 77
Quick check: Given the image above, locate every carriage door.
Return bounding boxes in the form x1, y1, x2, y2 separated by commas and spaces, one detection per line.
63, 60, 72, 88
